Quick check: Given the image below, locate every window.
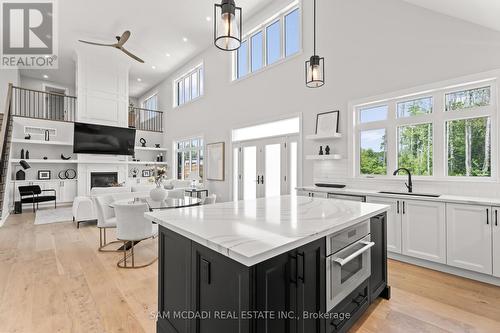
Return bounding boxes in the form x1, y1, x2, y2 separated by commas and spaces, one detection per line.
175, 137, 204, 180
142, 94, 158, 110
174, 64, 204, 107
232, 117, 300, 142
235, 3, 301, 80
354, 78, 496, 179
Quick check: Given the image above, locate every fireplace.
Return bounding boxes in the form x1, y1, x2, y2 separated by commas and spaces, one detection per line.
91, 172, 118, 188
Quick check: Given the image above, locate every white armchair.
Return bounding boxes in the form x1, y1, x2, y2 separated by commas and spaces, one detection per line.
114, 203, 158, 268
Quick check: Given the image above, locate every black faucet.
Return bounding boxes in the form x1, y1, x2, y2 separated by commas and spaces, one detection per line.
393, 168, 413, 193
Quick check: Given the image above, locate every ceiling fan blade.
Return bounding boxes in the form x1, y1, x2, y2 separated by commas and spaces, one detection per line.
116, 30, 131, 47
78, 40, 116, 47
120, 47, 145, 63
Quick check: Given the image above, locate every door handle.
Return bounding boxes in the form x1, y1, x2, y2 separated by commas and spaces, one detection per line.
261, 174, 264, 185
396, 201, 400, 214
495, 210, 498, 226
256, 175, 260, 185
403, 201, 406, 215
487, 208, 490, 225
332, 241, 375, 266
297, 252, 305, 283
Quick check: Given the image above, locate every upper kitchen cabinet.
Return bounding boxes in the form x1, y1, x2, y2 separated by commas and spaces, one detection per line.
402, 200, 446, 264
366, 197, 401, 254
447, 204, 492, 275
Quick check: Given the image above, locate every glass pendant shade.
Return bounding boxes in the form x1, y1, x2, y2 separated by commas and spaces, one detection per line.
305, 55, 324, 88
214, 0, 242, 51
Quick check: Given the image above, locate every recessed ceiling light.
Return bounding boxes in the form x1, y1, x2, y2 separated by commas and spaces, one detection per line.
43, 74, 49, 79
183, 37, 188, 42
166, 53, 171, 57
206, 16, 211, 22
152, 65, 156, 69
137, 78, 142, 82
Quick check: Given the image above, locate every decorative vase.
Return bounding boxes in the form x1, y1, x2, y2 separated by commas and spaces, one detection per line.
150, 186, 167, 201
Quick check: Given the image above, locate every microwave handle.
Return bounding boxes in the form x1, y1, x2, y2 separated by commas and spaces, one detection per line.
332, 241, 375, 267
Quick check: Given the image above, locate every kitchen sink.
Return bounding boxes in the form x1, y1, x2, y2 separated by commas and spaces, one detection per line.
378, 191, 441, 198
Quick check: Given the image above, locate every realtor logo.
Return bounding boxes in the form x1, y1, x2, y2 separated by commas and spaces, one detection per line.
1, 0, 58, 68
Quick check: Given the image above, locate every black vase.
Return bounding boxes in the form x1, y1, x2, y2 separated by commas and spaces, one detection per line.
319, 146, 324, 155
20, 149, 24, 159
25, 150, 30, 159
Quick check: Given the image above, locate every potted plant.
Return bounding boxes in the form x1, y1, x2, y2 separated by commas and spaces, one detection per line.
149, 166, 168, 201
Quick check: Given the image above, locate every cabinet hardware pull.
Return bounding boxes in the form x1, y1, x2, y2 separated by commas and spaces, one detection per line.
297, 252, 305, 283
261, 175, 264, 185
496, 210, 498, 226
402, 201, 406, 215
256, 175, 260, 185
487, 209, 489, 225
396, 201, 400, 214
289, 254, 298, 284
201, 259, 211, 284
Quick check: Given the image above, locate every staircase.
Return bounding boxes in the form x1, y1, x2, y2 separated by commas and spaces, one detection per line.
0, 84, 13, 220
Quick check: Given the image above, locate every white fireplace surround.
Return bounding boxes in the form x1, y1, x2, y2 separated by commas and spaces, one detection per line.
78, 161, 128, 196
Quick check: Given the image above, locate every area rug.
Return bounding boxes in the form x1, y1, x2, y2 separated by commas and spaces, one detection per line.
34, 207, 73, 225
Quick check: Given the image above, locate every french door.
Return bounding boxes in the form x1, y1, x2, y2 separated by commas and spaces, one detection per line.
233, 136, 298, 201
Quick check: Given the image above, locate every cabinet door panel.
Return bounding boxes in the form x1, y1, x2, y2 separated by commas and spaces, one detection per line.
366, 197, 401, 253
493, 207, 500, 277
402, 200, 446, 263
447, 204, 492, 274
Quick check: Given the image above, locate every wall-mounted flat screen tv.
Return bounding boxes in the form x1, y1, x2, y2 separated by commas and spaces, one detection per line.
73, 122, 136, 155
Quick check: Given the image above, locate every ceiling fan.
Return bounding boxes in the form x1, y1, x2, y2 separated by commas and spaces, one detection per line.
78, 31, 145, 63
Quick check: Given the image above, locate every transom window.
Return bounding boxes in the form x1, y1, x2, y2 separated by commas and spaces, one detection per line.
354, 79, 496, 179
175, 137, 204, 181
234, 3, 300, 80
174, 64, 204, 107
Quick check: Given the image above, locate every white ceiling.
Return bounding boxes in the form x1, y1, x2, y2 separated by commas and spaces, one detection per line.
21, 0, 271, 98
402, 0, 500, 32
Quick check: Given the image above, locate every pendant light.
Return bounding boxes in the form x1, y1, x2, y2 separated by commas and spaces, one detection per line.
305, 0, 324, 88
214, 0, 242, 51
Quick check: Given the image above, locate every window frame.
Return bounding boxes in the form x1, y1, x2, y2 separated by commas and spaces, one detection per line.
233, 2, 301, 81
173, 63, 204, 108
174, 136, 205, 181
142, 93, 158, 110
350, 74, 498, 182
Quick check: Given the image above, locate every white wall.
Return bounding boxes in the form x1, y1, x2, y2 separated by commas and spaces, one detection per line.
140, 0, 500, 202
19, 75, 76, 96
0, 69, 19, 113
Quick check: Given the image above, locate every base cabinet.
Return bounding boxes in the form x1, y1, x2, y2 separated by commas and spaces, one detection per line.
366, 197, 401, 254
493, 207, 500, 278
402, 200, 446, 263
447, 204, 492, 274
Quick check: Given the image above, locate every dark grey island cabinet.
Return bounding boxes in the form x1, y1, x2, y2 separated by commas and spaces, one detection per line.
156, 213, 389, 333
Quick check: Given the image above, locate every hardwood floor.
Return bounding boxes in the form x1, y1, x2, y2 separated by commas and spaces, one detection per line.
0, 212, 499, 333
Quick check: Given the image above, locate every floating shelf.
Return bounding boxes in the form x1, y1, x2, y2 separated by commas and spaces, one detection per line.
10, 159, 78, 164
305, 154, 343, 161
134, 146, 168, 151
128, 161, 168, 165
11, 179, 77, 183
305, 133, 342, 141
11, 139, 73, 146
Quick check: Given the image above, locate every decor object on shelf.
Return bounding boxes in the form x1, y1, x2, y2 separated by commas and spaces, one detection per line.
156, 154, 160, 162
43, 156, 48, 160
61, 154, 72, 160
65, 169, 76, 179
325, 145, 330, 155
24, 134, 31, 140
149, 166, 168, 201
58, 170, 66, 179
140, 138, 146, 147
207, 142, 225, 181
37, 170, 51, 180
15, 160, 31, 181
25, 150, 29, 159
131, 168, 139, 178
44, 130, 50, 141
319, 146, 324, 155
20, 149, 24, 159
155, 144, 161, 148
142, 170, 151, 177
305, 0, 324, 88
214, 0, 242, 51
315, 110, 339, 136
160, 153, 163, 162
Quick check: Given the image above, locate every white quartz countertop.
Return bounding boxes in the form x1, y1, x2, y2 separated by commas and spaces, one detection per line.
298, 186, 500, 206
145, 195, 388, 267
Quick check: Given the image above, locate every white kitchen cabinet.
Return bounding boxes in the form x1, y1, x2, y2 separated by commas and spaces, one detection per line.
366, 196, 401, 254
493, 207, 500, 278
446, 203, 492, 274
402, 200, 446, 264
59, 180, 77, 203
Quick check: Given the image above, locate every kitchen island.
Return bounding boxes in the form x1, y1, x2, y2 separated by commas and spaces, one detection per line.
146, 195, 390, 333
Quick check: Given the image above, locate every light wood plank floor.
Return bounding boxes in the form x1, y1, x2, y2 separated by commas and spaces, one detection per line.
0, 211, 499, 333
